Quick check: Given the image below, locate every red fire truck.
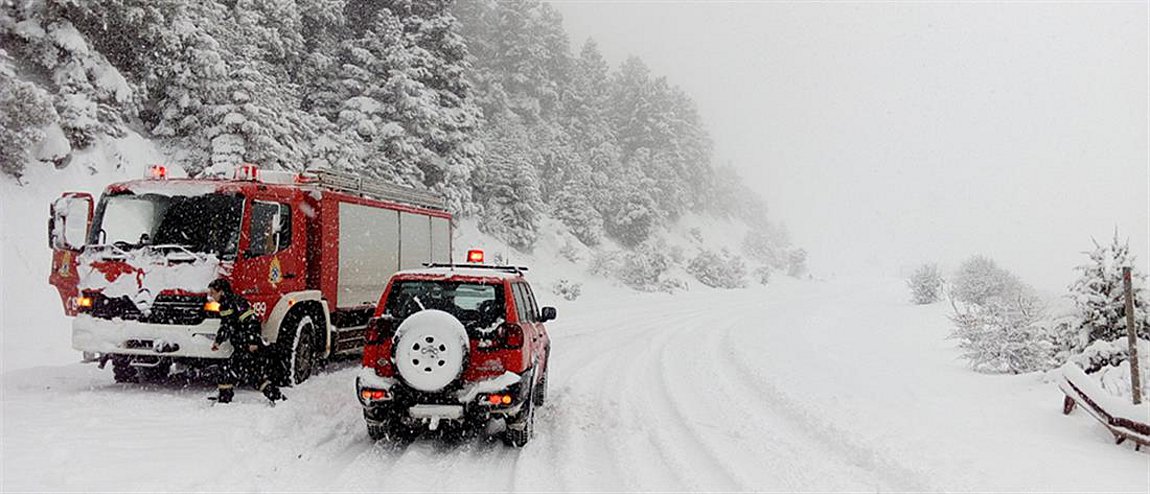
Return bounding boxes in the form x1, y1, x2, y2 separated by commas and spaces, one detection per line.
48, 165, 452, 385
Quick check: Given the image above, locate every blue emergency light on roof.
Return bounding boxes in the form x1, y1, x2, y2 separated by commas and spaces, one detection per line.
147, 164, 168, 180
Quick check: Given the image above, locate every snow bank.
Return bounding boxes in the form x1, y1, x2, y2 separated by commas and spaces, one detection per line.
1060, 362, 1150, 443
1, 131, 170, 371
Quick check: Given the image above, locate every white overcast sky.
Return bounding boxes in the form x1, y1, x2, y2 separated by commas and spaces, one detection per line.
552, 1, 1148, 292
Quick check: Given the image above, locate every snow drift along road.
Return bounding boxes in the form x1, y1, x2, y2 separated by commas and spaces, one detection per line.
3, 277, 1147, 492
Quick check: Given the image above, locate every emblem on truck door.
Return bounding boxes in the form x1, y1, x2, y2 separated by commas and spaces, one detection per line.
268, 256, 282, 285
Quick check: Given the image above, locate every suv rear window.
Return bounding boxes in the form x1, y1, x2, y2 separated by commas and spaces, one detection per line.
385, 281, 505, 332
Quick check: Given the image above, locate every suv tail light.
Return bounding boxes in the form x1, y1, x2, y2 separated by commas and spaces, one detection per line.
500, 322, 524, 349
364, 316, 395, 344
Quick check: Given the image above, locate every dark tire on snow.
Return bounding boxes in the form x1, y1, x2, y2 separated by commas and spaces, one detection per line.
534, 368, 548, 406
367, 419, 417, 443
278, 309, 321, 386
503, 387, 536, 447
112, 358, 137, 383
136, 361, 171, 383
367, 423, 389, 441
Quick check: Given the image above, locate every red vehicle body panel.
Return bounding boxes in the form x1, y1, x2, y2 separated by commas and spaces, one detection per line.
364, 271, 549, 384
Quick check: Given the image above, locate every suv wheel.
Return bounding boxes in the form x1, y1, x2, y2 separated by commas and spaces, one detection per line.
503, 389, 536, 447
534, 368, 548, 406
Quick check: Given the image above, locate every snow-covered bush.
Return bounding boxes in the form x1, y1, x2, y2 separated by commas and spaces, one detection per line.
1070, 338, 1150, 400
742, 223, 791, 270
551, 279, 582, 301
0, 49, 58, 178
753, 266, 771, 285
951, 255, 1026, 306
1068, 232, 1149, 348
1070, 338, 1149, 374
589, 241, 681, 293
907, 263, 944, 305
558, 241, 581, 263
687, 249, 747, 289
948, 256, 1053, 373
786, 248, 807, 278
949, 292, 1053, 374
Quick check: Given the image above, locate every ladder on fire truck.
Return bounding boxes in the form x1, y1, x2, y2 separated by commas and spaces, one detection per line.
302, 169, 447, 211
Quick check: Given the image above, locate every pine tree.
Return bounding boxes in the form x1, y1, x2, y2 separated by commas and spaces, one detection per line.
472, 117, 543, 250
0, 47, 59, 179
1069, 232, 1150, 348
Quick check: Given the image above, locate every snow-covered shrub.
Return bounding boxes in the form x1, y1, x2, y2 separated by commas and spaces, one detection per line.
0, 50, 58, 178
951, 255, 1025, 307
742, 223, 791, 270
551, 279, 582, 301
687, 249, 747, 289
558, 241, 581, 263
1070, 338, 1150, 374
948, 257, 1054, 373
1068, 232, 1149, 348
618, 243, 674, 292
753, 266, 771, 285
688, 227, 703, 243
949, 293, 1053, 374
907, 263, 944, 305
589, 242, 680, 293
1070, 338, 1150, 400
786, 248, 807, 278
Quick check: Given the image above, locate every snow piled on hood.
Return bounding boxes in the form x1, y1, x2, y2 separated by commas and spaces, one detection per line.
77, 247, 222, 312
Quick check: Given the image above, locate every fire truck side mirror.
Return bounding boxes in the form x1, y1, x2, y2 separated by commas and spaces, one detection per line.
49, 193, 94, 251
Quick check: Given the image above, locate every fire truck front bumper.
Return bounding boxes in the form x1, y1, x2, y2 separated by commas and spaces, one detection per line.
72, 315, 231, 359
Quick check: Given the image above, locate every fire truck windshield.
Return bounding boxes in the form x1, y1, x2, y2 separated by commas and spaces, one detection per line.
88, 192, 244, 258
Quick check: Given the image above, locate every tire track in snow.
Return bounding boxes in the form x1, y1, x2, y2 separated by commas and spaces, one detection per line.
715, 311, 937, 492
544, 297, 721, 490
602, 297, 749, 490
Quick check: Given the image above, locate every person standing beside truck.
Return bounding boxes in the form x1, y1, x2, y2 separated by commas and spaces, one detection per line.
208, 278, 285, 404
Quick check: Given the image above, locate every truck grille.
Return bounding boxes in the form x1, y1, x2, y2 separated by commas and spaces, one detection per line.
87, 293, 210, 325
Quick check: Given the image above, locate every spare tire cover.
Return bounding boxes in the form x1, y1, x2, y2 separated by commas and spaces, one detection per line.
393, 310, 469, 392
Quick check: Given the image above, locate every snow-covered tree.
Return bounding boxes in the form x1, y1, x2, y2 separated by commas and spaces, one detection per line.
908, 263, 945, 305
948, 256, 1054, 373
951, 255, 1026, 307
786, 248, 808, 278
687, 249, 748, 289
472, 119, 543, 250
0, 47, 58, 179
1069, 232, 1150, 347
950, 293, 1053, 374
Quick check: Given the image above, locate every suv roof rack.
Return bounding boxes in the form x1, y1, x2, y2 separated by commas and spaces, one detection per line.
301, 169, 447, 211
422, 263, 529, 274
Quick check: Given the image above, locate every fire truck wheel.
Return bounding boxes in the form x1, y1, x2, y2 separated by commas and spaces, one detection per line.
136, 361, 171, 383
281, 312, 319, 385
112, 357, 137, 383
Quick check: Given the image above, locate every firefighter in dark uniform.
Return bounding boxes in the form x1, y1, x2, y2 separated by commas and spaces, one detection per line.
208, 278, 284, 404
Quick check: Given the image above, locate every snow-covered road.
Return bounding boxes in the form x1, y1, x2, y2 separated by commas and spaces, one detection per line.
3, 278, 1148, 492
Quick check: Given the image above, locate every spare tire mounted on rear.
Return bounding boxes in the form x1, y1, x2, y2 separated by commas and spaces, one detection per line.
392, 310, 469, 392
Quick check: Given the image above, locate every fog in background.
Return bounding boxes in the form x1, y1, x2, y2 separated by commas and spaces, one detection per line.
553, 1, 1148, 293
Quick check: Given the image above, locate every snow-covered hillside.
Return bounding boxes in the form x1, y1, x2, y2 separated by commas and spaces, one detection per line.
3, 275, 1147, 492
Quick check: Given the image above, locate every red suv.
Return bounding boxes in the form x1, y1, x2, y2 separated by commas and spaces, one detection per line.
356, 260, 554, 446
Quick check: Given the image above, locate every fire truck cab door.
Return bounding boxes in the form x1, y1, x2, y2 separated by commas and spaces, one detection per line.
234, 199, 306, 323
48, 192, 93, 316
